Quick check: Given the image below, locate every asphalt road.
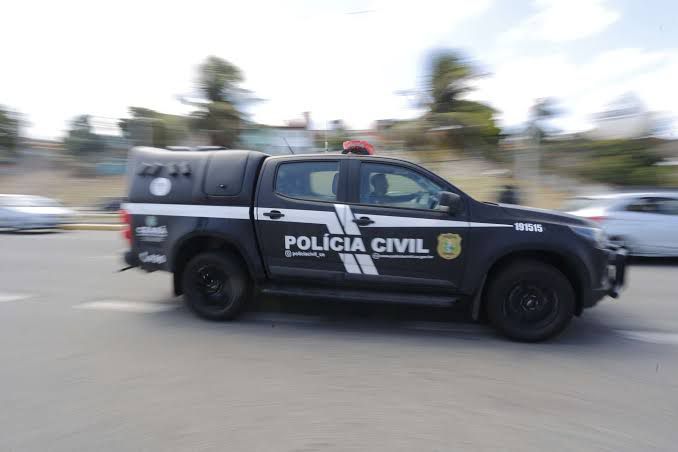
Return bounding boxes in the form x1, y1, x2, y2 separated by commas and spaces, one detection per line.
1, 231, 678, 452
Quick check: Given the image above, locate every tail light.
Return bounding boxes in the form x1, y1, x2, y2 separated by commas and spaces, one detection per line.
120, 209, 132, 243
586, 216, 607, 223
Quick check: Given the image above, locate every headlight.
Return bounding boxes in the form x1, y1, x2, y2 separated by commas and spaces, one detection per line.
570, 225, 607, 248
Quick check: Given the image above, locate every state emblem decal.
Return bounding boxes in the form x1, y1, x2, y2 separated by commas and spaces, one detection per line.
437, 233, 462, 260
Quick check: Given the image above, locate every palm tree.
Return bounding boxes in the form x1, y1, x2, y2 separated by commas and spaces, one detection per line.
427, 51, 476, 113
423, 50, 499, 150
0, 105, 21, 161
190, 56, 250, 147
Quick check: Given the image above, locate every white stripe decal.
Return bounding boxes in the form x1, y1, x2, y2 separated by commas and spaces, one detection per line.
343, 205, 379, 275
123, 203, 250, 219
355, 254, 379, 275
469, 222, 513, 228
125, 203, 511, 229
255, 208, 343, 234
334, 204, 361, 235
339, 253, 362, 274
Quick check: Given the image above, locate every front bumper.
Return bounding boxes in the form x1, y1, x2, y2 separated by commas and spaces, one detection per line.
606, 247, 626, 298
584, 247, 627, 309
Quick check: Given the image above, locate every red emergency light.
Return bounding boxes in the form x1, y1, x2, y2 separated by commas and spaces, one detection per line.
342, 140, 375, 155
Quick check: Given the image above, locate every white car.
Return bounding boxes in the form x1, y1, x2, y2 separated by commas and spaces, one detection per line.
566, 192, 678, 257
0, 194, 75, 231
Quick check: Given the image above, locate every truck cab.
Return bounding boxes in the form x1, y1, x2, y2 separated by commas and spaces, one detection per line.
122, 147, 625, 342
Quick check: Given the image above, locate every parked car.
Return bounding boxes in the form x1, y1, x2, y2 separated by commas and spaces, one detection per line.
0, 194, 75, 231
565, 192, 678, 257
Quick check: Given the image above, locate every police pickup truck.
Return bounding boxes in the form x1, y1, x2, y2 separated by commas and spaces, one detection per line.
122, 146, 625, 342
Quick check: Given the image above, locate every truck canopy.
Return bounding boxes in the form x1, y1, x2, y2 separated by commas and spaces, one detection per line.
126, 147, 268, 206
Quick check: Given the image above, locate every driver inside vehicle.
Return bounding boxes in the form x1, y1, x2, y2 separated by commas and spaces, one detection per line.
367, 173, 424, 205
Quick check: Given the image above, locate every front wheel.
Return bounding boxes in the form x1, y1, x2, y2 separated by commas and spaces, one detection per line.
181, 251, 251, 321
485, 260, 575, 342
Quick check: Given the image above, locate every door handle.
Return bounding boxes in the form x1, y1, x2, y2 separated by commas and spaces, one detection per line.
263, 210, 284, 219
353, 216, 374, 226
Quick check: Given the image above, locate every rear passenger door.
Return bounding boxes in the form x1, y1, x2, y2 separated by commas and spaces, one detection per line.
255, 158, 350, 282
654, 197, 678, 254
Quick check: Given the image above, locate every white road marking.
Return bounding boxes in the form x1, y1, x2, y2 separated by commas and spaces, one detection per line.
75, 300, 178, 313
616, 330, 678, 345
0, 293, 32, 303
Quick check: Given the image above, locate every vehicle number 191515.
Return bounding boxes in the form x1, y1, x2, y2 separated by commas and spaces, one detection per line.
514, 222, 543, 232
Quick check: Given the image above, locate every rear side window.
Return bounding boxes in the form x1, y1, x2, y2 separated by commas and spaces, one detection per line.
275, 161, 339, 202
657, 198, 678, 215
623, 197, 678, 214
625, 198, 662, 214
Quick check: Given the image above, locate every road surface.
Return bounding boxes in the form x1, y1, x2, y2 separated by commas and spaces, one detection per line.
1, 231, 677, 451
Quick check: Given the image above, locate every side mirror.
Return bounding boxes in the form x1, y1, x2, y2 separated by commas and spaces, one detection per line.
438, 191, 463, 215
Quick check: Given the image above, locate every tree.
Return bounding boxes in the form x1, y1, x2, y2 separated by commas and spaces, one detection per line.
190, 56, 249, 147
420, 50, 500, 150
119, 107, 190, 147
0, 105, 21, 161
198, 56, 243, 103
426, 50, 477, 114
64, 114, 105, 156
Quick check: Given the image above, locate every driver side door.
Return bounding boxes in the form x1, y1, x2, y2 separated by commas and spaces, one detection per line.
343, 159, 469, 291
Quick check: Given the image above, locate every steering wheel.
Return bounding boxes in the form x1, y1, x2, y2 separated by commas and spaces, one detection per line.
428, 192, 440, 210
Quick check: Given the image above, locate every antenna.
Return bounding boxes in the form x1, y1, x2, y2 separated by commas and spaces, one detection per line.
282, 137, 295, 154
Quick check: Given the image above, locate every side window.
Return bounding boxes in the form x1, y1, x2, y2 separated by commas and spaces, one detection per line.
275, 161, 339, 202
359, 162, 445, 210
657, 198, 678, 215
625, 198, 660, 213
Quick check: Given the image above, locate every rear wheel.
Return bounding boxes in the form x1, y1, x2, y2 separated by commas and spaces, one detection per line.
485, 260, 575, 342
181, 251, 251, 321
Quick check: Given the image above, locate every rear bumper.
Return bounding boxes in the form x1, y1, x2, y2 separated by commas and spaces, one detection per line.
123, 250, 139, 268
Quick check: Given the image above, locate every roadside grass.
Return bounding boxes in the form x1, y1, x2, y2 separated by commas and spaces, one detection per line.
0, 169, 126, 208
0, 148, 570, 209
380, 148, 569, 209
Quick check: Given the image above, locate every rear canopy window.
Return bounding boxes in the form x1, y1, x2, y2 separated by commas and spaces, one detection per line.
275, 161, 339, 202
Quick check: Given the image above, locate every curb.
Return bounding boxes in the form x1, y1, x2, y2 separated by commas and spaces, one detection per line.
61, 224, 124, 231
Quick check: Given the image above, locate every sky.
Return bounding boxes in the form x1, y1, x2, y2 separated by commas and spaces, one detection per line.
1, 0, 676, 139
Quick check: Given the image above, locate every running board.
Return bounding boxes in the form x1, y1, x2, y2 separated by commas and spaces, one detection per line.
259, 285, 459, 307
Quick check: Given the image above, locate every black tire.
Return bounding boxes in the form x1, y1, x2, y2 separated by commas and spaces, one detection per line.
485, 260, 575, 342
181, 251, 251, 321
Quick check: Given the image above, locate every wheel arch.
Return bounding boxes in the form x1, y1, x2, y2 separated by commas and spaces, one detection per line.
473, 248, 590, 319
171, 232, 253, 296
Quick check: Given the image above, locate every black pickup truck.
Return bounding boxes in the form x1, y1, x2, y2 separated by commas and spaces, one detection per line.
122, 146, 625, 341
